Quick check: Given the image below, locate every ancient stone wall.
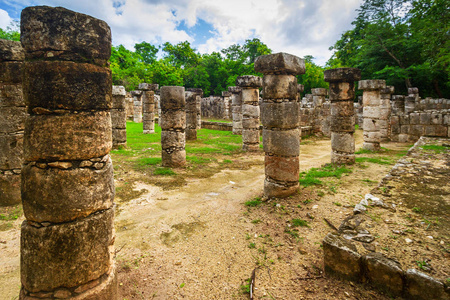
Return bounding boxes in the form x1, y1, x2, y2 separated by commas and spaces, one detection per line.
160, 86, 186, 167
229, 86, 243, 134
20, 6, 117, 299
0, 39, 26, 206
112, 86, 127, 148
201, 96, 226, 119
256, 52, 304, 198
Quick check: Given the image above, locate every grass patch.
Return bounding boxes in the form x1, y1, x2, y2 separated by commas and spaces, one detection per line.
421, 144, 448, 153
355, 148, 374, 154
356, 157, 393, 165
0, 206, 23, 221
291, 218, 309, 227
245, 198, 262, 207
299, 164, 352, 187
153, 167, 176, 176
205, 119, 232, 123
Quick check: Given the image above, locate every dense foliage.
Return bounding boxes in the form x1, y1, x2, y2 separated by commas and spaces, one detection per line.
328, 0, 449, 97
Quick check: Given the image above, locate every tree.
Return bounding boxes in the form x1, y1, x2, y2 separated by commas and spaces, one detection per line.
134, 41, 159, 64
242, 38, 272, 63
0, 21, 20, 41
162, 41, 200, 68
298, 56, 328, 94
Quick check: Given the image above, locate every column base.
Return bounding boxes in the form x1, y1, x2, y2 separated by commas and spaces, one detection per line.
243, 143, 259, 151
143, 130, 155, 134
162, 149, 186, 167
331, 151, 355, 165
264, 179, 298, 198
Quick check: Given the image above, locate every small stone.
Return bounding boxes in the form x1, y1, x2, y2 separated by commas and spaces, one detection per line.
353, 203, 367, 214
405, 238, 413, 244
54, 288, 72, 298
426, 236, 433, 239
94, 162, 104, 170
36, 163, 47, 169
298, 247, 308, 255
47, 161, 72, 169
79, 160, 93, 167
312, 205, 318, 209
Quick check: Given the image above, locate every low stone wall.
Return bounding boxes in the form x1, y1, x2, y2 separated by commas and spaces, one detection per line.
201, 96, 227, 119
201, 121, 233, 131
391, 109, 449, 142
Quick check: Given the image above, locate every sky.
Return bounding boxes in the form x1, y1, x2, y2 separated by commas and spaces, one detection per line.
0, 0, 363, 66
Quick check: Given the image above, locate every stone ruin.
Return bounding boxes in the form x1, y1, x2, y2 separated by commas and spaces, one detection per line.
325, 68, 361, 164
185, 88, 203, 140
140, 83, 159, 134
112, 85, 127, 148
160, 86, 186, 167
255, 52, 305, 198
229, 86, 243, 134
0, 39, 26, 206
19, 6, 117, 299
132, 90, 143, 123
236, 75, 263, 151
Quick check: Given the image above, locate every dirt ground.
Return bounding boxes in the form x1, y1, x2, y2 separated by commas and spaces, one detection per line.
0, 130, 432, 299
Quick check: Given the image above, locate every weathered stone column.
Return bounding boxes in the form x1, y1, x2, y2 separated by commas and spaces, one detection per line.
297, 84, 304, 101
160, 86, 186, 167
379, 86, 394, 142
405, 88, 418, 114
185, 88, 203, 140
237, 75, 262, 151
359, 79, 386, 151
125, 92, 133, 119
112, 86, 127, 149
229, 86, 243, 135
391, 95, 405, 115
325, 68, 361, 164
132, 90, 143, 123
312, 88, 327, 108
140, 83, 158, 134
222, 91, 232, 119
255, 53, 304, 198
0, 39, 26, 206
20, 6, 116, 299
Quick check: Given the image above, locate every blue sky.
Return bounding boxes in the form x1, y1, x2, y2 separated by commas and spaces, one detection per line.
0, 0, 363, 66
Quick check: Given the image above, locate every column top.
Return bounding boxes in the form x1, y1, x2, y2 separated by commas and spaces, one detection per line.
324, 68, 361, 82
131, 90, 142, 96
0, 39, 24, 62
21, 6, 111, 65
222, 91, 232, 97
381, 86, 395, 94
138, 83, 159, 91
112, 86, 126, 96
236, 75, 263, 88
408, 87, 419, 94
254, 52, 305, 75
358, 79, 386, 90
228, 86, 242, 94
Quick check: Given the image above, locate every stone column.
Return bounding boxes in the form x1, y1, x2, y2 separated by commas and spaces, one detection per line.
160, 86, 186, 167
325, 68, 361, 164
405, 88, 418, 114
297, 84, 304, 101
229, 86, 243, 135
359, 79, 386, 151
132, 90, 143, 123
0, 39, 26, 206
125, 92, 133, 119
379, 86, 394, 142
312, 88, 327, 108
20, 6, 116, 299
222, 91, 232, 119
111, 86, 127, 148
185, 88, 203, 140
391, 95, 405, 115
255, 52, 305, 198
237, 75, 263, 151
196, 92, 202, 128
140, 83, 159, 134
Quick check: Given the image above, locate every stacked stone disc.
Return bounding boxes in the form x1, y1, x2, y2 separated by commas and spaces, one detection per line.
236, 76, 262, 151
379, 86, 394, 142
255, 53, 305, 198
20, 6, 116, 299
160, 86, 186, 167
125, 92, 133, 119
359, 79, 386, 151
185, 88, 203, 140
324, 68, 361, 164
112, 85, 127, 148
312, 88, 327, 134
229, 86, 243, 135
0, 39, 26, 206
132, 90, 143, 123
140, 83, 159, 134
405, 87, 419, 113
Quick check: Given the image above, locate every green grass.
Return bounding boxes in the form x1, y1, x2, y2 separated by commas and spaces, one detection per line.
291, 218, 309, 227
421, 144, 448, 153
244, 199, 262, 207
299, 164, 352, 187
355, 157, 393, 165
153, 167, 176, 176
205, 119, 232, 123
355, 148, 374, 154
0, 206, 22, 221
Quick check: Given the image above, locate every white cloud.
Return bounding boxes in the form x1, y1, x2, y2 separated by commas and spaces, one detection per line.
3, 0, 363, 64
0, 9, 13, 29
